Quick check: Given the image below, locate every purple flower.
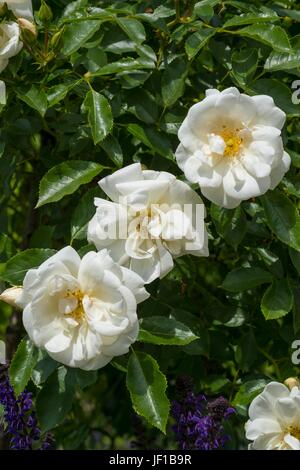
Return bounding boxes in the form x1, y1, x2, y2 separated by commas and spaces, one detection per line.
171, 375, 235, 450
0, 364, 53, 450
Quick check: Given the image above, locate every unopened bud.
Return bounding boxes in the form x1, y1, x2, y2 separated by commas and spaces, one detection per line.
18, 18, 37, 42
284, 377, 300, 391
50, 28, 64, 50
0, 287, 23, 309
38, 0, 53, 23
30, 133, 41, 154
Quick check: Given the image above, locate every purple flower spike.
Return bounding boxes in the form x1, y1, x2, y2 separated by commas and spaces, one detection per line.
0, 364, 53, 450
171, 375, 235, 450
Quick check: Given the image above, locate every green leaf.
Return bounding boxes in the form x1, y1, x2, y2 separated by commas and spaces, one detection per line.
288, 149, 300, 168
116, 18, 146, 44
162, 57, 187, 108
223, 9, 278, 27
264, 35, 300, 71
235, 331, 258, 371
265, 50, 300, 71
292, 286, 300, 334
71, 187, 100, 241
138, 316, 198, 346
76, 369, 98, 389
211, 204, 247, 249
222, 267, 273, 292
127, 123, 173, 159
170, 309, 210, 357
185, 27, 216, 59
231, 48, 258, 85
126, 351, 170, 433
251, 79, 300, 116
261, 279, 293, 320
233, 379, 268, 407
289, 247, 300, 276
99, 134, 123, 167
17, 86, 48, 117
9, 338, 38, 396
36, 366, 76, 432
37, 160, 104, 208
239, 24, 291, 53
83, 90, 113, 145
194, 0, 218, 21
261, 190, 300, 252
47, 83, 74, 108
90, 57, 155, 77
62, 20, 101, 55
127, 89, 159, 124
0, 248, 56, 285
31, 351, 59, 387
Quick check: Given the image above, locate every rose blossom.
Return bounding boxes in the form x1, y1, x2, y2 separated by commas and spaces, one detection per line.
245, 380, 300, 450
0, 247, 149, 370
176, 87, 290, 209
87, 163, 208, 284
0, 22, 22, 73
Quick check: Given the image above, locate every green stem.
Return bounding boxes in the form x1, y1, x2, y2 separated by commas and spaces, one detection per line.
258, 347, 282, 381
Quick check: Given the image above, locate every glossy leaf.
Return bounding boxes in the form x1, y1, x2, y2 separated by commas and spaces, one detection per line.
162, 56, 187, 108
117, 18, 146, 44
71, 187, 100, 241
261, 279, 293, 320
222, 267, 273, 292
239, 24, 291, 53
62, 20, 101, 55
17, 86, 48, 117
36, 366, 77, 432
126, 352, 170, 433
0, 248, 56, 285
83, 90, 113, 144
261, 190, 300, 252
185, 27, 216, 59
138, 316, 198, 346
9, 338, 38, 396
37, 161, 104, 207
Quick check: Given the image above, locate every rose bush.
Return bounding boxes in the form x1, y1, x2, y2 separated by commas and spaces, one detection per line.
0, 0, 300, 451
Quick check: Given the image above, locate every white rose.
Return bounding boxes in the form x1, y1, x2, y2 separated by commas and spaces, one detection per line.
87, 163, 208, 284
0, 80, 6, 104
176, 87, 291, 209
0, 22, 22, 73
1, 0, 33, 19
8, 247, 149, 370
245, 381, 300, 450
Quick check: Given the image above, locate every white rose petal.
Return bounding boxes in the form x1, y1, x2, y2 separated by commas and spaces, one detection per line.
15, 246, 149, 370
175, 87, 290, 209
1, 0, 33, 19
87, 163, 209, 283
245, 381, 300, 450
0, 22, 22, 73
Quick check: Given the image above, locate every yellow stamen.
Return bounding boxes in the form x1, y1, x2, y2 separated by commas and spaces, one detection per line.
219, 128, 242, 157
287, 426, 300, 440
65, 289, 85, 322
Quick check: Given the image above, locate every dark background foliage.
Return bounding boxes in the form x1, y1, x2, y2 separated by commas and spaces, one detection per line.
0, 0, 300, 449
